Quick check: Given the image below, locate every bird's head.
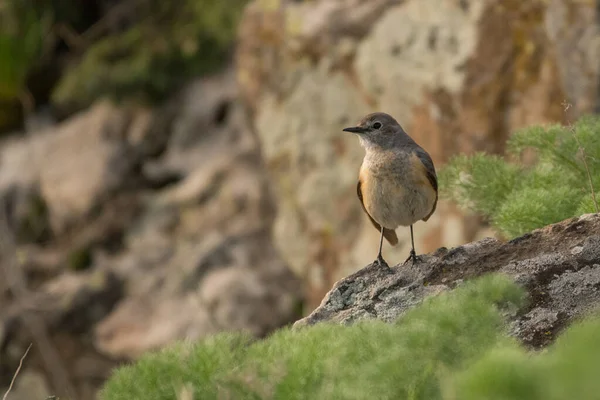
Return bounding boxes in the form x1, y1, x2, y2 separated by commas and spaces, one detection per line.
343, 112, 407, 150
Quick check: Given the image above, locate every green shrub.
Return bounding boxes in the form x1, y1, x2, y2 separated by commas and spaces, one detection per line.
52, 0, 248, 110
0, 1, 51, 101
100, 274, 525, 400
0, 1, 52, 131
451, 316, 600, 400
449, 346, 546, 400
100, 274, 600, 400
101, 333, 254, 399
439, 116, 600, 238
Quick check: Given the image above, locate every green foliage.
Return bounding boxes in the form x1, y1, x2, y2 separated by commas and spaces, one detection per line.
0, 1, 53, 131
53, 0, 248, 109
101, 274, 525, 400
437, 153, 522, 216
450, 347, 545, 400
451, 315, 600, 400
544, 316, 600, 400
0, 1, 52, 100
100, 274, 600, 400
439, 116, 600, 238
102, 333, 254, 399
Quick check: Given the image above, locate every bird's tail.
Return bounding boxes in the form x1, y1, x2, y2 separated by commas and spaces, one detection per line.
383, 228, 398, 245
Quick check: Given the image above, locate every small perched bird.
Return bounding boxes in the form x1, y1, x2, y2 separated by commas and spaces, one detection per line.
343, 112, 438, 266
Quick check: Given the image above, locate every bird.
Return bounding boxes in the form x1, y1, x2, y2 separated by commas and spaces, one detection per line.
342, 112, 438, 266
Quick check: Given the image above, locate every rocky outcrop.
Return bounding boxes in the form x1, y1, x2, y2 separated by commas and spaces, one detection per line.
295, 213, 600, 349
0, 68, 302, 399
236, 0, 600, 308
2, 1, 599, 398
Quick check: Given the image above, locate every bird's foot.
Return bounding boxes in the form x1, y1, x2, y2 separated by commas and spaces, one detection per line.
375, 254, 389, 268
404, 250, 420, 265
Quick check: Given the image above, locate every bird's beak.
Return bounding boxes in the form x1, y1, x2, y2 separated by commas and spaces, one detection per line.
343, 126, 367, 134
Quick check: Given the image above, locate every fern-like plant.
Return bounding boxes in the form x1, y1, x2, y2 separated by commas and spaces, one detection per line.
439, 116, 600, 238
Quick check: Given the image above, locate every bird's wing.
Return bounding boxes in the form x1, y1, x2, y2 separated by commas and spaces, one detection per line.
414, 148, 438, 221
357, 180, 399, 245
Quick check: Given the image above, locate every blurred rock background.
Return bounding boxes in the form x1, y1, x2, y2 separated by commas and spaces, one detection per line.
0, 0, 598, 398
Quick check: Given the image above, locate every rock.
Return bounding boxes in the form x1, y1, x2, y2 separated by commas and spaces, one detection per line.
0, 69, 302, 399
236, 0, 600, 309
35, 101, 142, 233
39, 269, 123, 333
0, 268, 123, 399
94, 230, 300, 360
87, 71, 300, 361
0, 184, 50, 244
0, 136, 50, 245
0, 370, 51, 400
93, 94, 301, 359
295, 213, 600, 349
200, 264, 299, 337
1, 269, 122, 342
0, 101, 154, 237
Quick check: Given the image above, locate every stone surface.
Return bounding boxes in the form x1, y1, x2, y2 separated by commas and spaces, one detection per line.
0, 68, 301, 400
36, 102, 140, 233
236, 0, 600, 308
0, 102, 150, 235
295, 213, 600, 349
92, 70, 301, 360
0, 370, 51, 400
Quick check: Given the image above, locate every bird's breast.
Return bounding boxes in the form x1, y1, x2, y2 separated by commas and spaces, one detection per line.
359, 153, 436, 228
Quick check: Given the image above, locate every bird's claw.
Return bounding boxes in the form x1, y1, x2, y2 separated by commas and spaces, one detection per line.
404, 250, 420, 265
375, 254, 389, 268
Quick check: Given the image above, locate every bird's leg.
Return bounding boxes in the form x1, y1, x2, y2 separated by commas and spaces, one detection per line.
376, 226, 386, 266
404, 225, 418, 264
410, 224, 417, 263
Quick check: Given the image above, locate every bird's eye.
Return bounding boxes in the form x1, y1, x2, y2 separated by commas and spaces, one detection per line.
373, 122, 382, 129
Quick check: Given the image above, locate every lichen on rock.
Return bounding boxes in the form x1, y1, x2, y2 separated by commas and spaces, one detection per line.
295, 213, 600, 349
